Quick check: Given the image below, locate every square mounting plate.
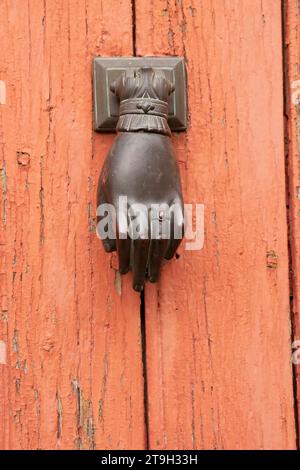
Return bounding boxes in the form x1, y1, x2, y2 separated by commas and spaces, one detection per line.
93, 57, 187, 132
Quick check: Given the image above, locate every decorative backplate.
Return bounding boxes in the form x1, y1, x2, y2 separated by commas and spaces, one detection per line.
93, 57, 187, 132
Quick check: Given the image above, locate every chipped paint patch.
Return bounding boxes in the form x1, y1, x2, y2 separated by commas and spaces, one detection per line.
56, 393, 63, 439
291, 80, 300, 106
266, 250, 278, 269
72, 379, 95, 449
12, 329, 19, 353
114, 270, 122, 296
15, 378, 21, 393
0, 81, 6, 104
0, 163, 7, 225
17, 151, 30, 167
0, 340, 6, 364
88, 202, 96, 233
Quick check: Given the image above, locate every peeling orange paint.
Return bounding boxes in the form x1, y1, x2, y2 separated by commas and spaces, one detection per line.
0, 0, 299, 451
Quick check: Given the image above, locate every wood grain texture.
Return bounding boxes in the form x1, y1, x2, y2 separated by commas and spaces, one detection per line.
0, 0, 299, 451
0, 0, 145, 450
136, 0, 297, 449
284, 0, 300, 445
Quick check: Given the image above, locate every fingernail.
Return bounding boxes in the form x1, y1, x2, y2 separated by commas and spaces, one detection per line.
134, 284, 143, 292
119, 268, 129, 275
103, 242, 112, 253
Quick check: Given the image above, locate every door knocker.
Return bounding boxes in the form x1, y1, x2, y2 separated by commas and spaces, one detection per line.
93, 57, 187, 291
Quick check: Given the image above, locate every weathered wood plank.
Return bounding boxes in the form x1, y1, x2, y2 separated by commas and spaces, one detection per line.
136, 0, 297, 449
0, 0, 144, 450
284, 0, 300, 446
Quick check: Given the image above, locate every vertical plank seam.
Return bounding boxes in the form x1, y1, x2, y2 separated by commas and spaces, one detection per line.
131, 0, 149, 448
132, 0, 137, 56
140, 291, 149, 449
282, 0, 300, 449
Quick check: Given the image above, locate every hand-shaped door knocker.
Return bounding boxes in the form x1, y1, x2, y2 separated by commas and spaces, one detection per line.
96, 67, 184, 291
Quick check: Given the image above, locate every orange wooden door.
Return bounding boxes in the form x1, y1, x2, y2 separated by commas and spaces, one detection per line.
0, 0, 299, 450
